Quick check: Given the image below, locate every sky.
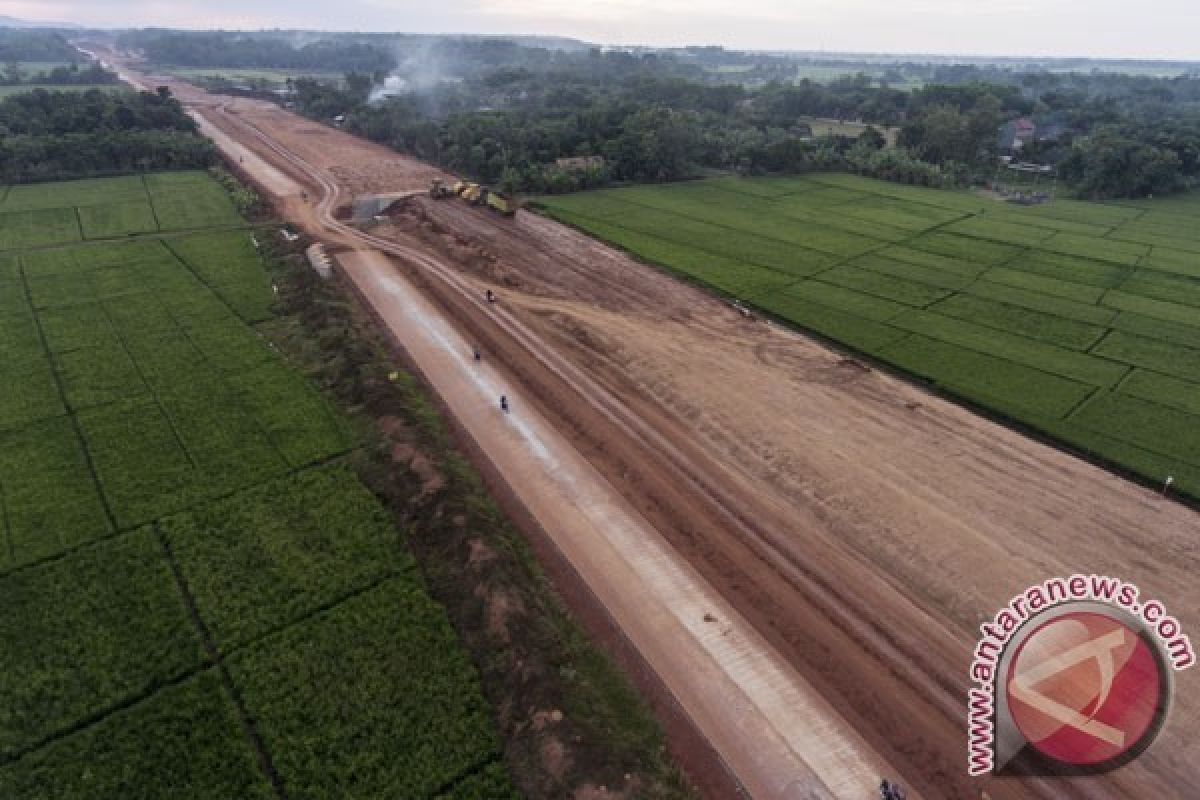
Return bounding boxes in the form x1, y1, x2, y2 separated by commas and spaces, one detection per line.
4, 0, 1200, 60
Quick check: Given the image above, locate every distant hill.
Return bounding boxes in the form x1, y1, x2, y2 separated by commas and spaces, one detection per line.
0, 15, 81, 30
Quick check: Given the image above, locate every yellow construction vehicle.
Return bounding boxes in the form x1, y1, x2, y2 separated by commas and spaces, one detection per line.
459, 183, 484, 205
442, 180, 519, 217
485, 191, 518, 217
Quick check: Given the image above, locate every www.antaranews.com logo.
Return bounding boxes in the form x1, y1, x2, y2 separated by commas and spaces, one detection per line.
968, 574, 1194, 776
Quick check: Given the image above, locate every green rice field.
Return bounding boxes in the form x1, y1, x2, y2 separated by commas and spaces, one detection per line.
538, 174, 1200, 499
0, 172, 515, 796
0, 171, 244, 240
161, 66, 341, 86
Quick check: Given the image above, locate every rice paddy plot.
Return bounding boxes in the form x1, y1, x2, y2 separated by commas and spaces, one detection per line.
929, 293, 1107, 350
0, 171, 245, 253
0, 529, 204, 758
227, 579, 515, 799
0, 417, 112, 567
945, 216, 1057, 247
1010, 251, 1131, 289
1119, 270, 1200, 309
0, 170, 516, 794
165, 231, 275, 322
877, 334, 1095, 419
1121, 370, 1200, 416
148, 175, 244, 230
0, 207, 80, 249
1142, 247, 1200, 278
161, 467, 404, 650
1072, 391, 1200, 467
0, 175, 148, 212
538, 173, 1200, 496
78, 201, 159, 239
850, 253, 978, 291
0, 670, 274, 800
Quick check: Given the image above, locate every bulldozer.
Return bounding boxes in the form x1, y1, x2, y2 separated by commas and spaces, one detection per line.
429, 178, 456, 199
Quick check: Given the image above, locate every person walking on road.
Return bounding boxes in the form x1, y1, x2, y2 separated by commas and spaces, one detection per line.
485, 289, 495, 304
500, 395, 509, 413
473, 346, 481, 362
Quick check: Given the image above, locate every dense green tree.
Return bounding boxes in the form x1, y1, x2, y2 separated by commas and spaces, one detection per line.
119, 28, 1197, 199
1059, 129, 1186, 198
0, 88, 214, 182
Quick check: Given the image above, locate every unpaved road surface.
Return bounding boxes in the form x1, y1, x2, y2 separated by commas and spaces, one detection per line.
340, 249, 902, 799
119, 60, 1200, 799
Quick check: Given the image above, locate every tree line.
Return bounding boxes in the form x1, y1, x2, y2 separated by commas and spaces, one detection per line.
118, 29, 1200, 199
0, 29, 80, 63
287, 60, 1002, 194
0, 63, 120, 87
0, 88, 216, 183
116, 30, 395, 74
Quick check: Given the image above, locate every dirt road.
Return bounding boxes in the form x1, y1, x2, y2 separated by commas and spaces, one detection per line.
339, 249, 902, 799
125, 61, 1200, 799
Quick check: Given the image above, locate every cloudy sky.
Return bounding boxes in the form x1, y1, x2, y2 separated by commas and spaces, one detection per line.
4, 0, 1199, 59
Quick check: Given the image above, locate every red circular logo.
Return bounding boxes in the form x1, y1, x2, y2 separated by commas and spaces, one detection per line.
1006, 611, 1165, 766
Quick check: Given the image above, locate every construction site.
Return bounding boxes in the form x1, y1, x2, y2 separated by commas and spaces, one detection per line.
105, 58, 1200, 800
